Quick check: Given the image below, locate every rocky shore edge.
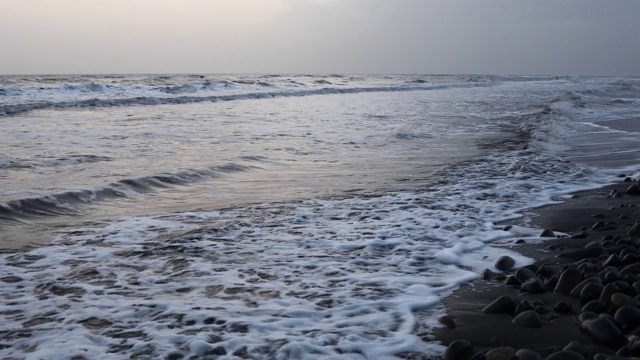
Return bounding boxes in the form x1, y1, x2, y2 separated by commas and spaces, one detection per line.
434, 176, 640, 360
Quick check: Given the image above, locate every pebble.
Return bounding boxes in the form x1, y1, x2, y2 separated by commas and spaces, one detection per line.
485, 346, 515, 360
482, 269, 496, 280
439, 315, 456, 329
515, 268, 536, 282
445, 340, 475, 360
554, 301, 573, 314
627, 184, 640, 196
554, 268, 582, 295
580, 317, 624, 344
512, 310, 541, 328
521, 277, 546, 294
581, 299, 607, 313
0, 276, 23, 283
609, 293, 640, 311
558, 246, 603, 261
495, 256, 516, 271
570, 277, 602, 298
483, 295, 516, 314
614, 305, 640, 328
540, 229, 555, 237
578, 311, 597, 323
563, 341, 587, 357
546, 351, 585, 360
515, 349, 541, 360
579, 283, 604, 305
627, 223, 640, 238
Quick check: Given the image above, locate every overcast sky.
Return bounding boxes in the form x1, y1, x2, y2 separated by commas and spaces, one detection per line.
1, 0, 639, 76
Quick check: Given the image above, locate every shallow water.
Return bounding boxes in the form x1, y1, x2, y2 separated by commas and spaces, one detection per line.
1, 74, 639, 359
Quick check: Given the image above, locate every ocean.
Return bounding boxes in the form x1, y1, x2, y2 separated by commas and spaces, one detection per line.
1, 74, 639, 359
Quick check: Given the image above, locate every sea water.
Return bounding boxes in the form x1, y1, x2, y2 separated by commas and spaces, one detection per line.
1, 74, 639, 359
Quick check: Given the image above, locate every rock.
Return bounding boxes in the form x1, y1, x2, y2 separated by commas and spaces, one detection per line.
609, 189, 623, 198
515, 349, 541, 360
535, 305, 549, 314
445, 340, 475, 360
0, 276, 22, 283
505, 276, 522, 287
610, 293, 640, 311
596, 224, 618, 232
482, 268, 496, 280
570, 278, 602, 298
592, 221, 606, 231
554, 268, 582, 295
558, 246, 603, 261
627, 184, 640, 196
485, 346, 515, 360
591, 213, 607, 219
515, 268, 536, 282
604, 254, 622, 267
521, 277, 546, 294
483, 295, 516, 314
581, 317, 624, 345
627, 223, 640, 238
578, 311, 598, 323
540, 229, 555, 237
516, 299, 536, 314
599, 283, 620, 305
571, 232, 589, 239
495, 256, 516, 271
581, 300, 607, 313
470, 352, 487, 360
614, 305, 640, 328
439, 315, 456, 329
579, 283, 604, 305
621, 262, 640, 276
554, 301, 573, 314
503, 225, 513, 231
546, 351, 585, 360
512, 310, 541, 328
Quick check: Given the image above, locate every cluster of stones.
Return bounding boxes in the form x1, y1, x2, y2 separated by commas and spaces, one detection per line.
444, 179, 640, 360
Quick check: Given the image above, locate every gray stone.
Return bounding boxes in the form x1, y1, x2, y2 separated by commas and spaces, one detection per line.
554, 268, 581, 295
445, 340, 474, 360
581, 317, 624, 344
540, 229, 555, 237
627, 184, 640, 196
495, 256, 516, 271
563, 341, 587, 357
515, 349, 541, 360
546, 351, 585, 360
483, 295, 516, 314
520, 277, 546, 294
581, 299, 607, 313
579, 283, 604, 305
485, 346, 515, 360
614, 305, 640, 328
512, 310, 541, 328
610, 293, 640, 311
514, 268, 536, 282
627, 223, 640, 238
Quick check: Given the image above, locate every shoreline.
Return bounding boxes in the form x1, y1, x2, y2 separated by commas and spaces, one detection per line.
433, 178, 640, 359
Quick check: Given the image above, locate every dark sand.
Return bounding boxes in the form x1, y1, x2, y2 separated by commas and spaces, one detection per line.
433, 179, 640, 359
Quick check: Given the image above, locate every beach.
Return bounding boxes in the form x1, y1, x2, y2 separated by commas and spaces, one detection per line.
435, 179, 640, 359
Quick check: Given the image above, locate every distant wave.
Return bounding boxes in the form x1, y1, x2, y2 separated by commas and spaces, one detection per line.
0, 82, 490, 118
0, 163, 254, 221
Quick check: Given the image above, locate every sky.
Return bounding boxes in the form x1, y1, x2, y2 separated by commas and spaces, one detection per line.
1, 0, 639, 76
